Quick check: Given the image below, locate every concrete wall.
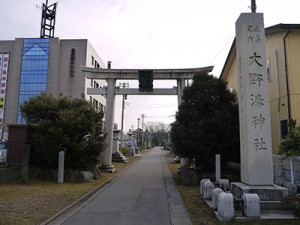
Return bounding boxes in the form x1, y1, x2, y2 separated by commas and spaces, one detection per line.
47, 38, 61, 97
273, 155, 300, 186
58, 39, 88, 98
2, 39, 23, 131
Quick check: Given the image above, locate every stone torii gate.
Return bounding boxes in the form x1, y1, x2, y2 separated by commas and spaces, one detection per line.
82, 66, 213, 172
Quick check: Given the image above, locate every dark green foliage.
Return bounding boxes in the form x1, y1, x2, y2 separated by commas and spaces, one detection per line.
171, 73, 240, 171
119, 147, 129, 156
279, 119, 300, 158
20, 93, 105, 169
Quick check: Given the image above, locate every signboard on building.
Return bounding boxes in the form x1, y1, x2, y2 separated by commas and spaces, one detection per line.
0, 53, 9, 126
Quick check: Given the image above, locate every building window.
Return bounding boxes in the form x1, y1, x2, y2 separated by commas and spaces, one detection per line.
91, 56, 94, 66
17, 38, 50, 124
95, 100, 98, 111
281, 120, 288, 139
99, 103, 103, 112
94, 81, 99, 88
94, 60, 100, 69
90, 79, 93, 87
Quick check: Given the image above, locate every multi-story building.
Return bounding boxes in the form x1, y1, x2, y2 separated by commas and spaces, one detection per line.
220, 24, 300, 154
0, 38, 107, 139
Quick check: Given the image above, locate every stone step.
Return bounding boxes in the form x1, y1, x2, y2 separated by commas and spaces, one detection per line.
260, 201, 297, 210
232, 193, 297, 210
112, 156, 128, 163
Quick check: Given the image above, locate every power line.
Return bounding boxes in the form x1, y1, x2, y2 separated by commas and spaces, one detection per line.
209, 34, 235, 66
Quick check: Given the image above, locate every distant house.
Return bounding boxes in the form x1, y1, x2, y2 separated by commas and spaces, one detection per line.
220, 24, 300, 153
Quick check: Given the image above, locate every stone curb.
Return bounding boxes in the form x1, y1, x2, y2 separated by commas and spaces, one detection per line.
163, 156, 192, 225
40, 157, 142, 225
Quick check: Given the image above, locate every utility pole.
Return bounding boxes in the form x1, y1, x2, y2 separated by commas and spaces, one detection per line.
141, 114, 145, 147
251, 0, 256, 13
137, 118, 140, 129
120, 82, 129, 147
137, 118, 140, 147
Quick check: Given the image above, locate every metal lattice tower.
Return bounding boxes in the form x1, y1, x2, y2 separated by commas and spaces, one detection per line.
40, 0, 57, 38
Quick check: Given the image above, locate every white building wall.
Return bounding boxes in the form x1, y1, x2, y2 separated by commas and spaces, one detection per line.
85, 40, 107, 112
2, 39, 23, 127
58, 39, 88, 98
0, 38, 108, 137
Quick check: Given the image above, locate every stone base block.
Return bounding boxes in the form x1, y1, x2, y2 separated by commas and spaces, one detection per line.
231, 182, 288, 201
242, 193, 260, 218
260, 201, 297, 210
112, 157, 128, 163
100, 165, 115, 173
212, 188, 224, 209
217, 192, 234, 222
283, 182, 298, 196
200, 179, 210, 196
78, 171, 93, 183
203, 181, 215, 199
219, 179, 230, 191
112, 152, 128, 163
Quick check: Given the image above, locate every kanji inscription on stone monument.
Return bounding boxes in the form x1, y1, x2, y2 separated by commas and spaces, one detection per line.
236, 12, 274, 185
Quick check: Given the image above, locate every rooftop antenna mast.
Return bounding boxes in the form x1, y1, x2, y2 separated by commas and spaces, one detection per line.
40, 0, 58, 38
251, 0, 257, 13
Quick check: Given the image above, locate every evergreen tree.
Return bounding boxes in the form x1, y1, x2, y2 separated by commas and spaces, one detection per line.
279, 119, 300, 158
21, 93, 106, 169
171, 73, 240, 171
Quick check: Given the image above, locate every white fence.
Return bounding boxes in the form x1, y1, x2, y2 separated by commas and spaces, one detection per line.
273, 155, 300, 186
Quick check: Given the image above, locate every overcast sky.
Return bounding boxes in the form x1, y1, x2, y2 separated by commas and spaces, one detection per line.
1, 0, 300, 131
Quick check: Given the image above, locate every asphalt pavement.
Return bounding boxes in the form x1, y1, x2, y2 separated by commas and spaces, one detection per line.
45, 147, 191, 225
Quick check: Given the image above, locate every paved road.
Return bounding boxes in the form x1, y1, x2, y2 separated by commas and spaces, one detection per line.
47, 147, 191, 225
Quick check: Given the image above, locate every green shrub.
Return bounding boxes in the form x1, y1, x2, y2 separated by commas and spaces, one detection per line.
284, 195, 300, 217
20, 93, 106, 170
120, 147, 129, 156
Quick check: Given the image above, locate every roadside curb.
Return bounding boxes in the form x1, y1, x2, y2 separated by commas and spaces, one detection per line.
163, 155, 192, 225
40, 157, 142, 225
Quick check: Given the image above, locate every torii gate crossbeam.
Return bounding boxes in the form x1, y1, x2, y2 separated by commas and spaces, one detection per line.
82, 66, 213, 172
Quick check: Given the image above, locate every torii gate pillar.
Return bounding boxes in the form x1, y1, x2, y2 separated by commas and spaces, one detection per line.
102, 78, 116, 172
177, 79, 185, 105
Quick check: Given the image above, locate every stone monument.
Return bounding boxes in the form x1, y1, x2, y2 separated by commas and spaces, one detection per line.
231, 1, 287, 206
236, 11, 273, 186
112, 128, 128, 163
125, 130, 140, 156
